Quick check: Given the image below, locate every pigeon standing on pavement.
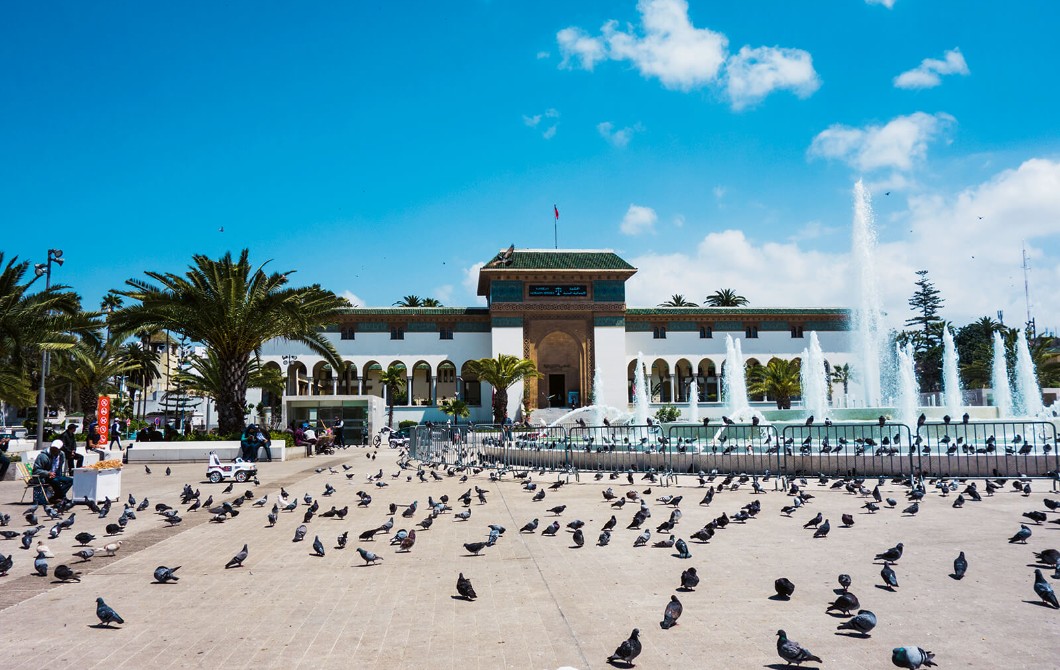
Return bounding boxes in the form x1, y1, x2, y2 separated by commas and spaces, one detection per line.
776, 630, 822, 666
54, 564, 81, 582
1033, 569, 1059, 608
680, 567, 699, 590
572, 528, 584, 548
837, 610, 877, 636
312, 535, 325, 557
153, 565, 181, 583
659, 595, 683, 629
881, 562, 899, 590
33, 550, 48, 576
774, 577, 795, 599
875, 543, 904, 562
952, 551, 968, 579
356, 547, 382, 565
95, 597, 125, 626
606, 628, 642, 666
1008, 524, 1032, 544
674, 538, 691, 559
813, 519, 831, 538
293, 525, 307, 542
838, 574, 851, 592
225, 544, 248, 569
456, 572, 477, 600
891, 646, 937, 669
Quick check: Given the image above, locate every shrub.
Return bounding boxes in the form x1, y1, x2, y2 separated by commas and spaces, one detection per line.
398, 420, 418, 431
654, 404, 682, 423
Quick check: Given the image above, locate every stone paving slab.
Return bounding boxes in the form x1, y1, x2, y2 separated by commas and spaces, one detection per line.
1, 449, 1059, 669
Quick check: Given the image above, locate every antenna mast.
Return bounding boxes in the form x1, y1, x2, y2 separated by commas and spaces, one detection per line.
1022, 242, 1035, 337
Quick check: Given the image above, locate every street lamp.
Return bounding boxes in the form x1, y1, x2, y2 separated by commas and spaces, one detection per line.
34, 248, 64, 449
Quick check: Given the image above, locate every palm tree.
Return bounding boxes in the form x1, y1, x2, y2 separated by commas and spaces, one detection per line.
54, 338, 139, 425
420, 297, 443, 307
465, 354, 541, 424
704, 289, 749, 307
100, 292, 124, 341
394, 295, 425, 307
440, 397, 470, 424
175, 350, 285, 404
378, 365, 407, 428
659, 294, 698, 307
747, 358, 801, 410
0, 253, 84, 405
120, 340, 161, 420
110, 249, 346, 435
829, 364, 853, 398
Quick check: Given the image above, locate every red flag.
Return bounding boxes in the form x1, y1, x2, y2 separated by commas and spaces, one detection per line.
554, 205, 559, 220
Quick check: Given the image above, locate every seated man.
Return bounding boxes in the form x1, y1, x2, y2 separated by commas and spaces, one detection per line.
86, 422, 106, 458
33, 441, 72, 503
58, 424, 84, 475
255, 427, 273, 462
240, 425, 263, 462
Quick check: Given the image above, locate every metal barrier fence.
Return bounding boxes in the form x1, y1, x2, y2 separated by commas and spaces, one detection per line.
409, 425, 473, 467
915, 420, 1059, 479
471, 424, 572, 472
567, 424, 672, 474
779, 422, 917, 477
666, 423, 783, 476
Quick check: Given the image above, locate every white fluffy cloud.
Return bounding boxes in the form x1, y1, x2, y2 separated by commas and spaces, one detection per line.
625, 159, 1060, 330
462, 262, 487, 306
725, 46, 821, 110
865, 0, 896, 8
620, 204, 658, 235
597, 121, 641, 148
557, 0, 818, 108
341, 290, 364, 307
894, 48, 970, 89
808, 112, 955, 172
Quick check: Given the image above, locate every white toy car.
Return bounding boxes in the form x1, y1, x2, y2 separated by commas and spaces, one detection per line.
206, 452, 257, 483
372, 426, 409, 448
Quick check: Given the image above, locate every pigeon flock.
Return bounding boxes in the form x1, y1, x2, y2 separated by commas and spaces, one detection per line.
1, 445, 1059, 668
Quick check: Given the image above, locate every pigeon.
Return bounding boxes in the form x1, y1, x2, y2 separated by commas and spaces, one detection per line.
293, 525, 307, 542
902, 502, 920, 516
464, 541, 487, 556
953, 551, 968, 579
456, 572, 477, 600
1023, 511, 1048, 525
454, 509, 471, 521
1034, 568, 1059, 608
356, 547, 382, 565
102, 541, 122, 557
606, 628, 642, 666
399, 529, 416, 552
653, 534, 675, 549
660, 594, 683, 629
776, 630, 822, 666
547, 505, 566, 516
892, 646, 937, 669
312, 535, 326, 557
680, 567, 699, 590
875, 543, 904, 562
803, 513, 822, 529
54, 564, 81, 582
881, 562, 899, 590
572, 528, 585, 548
1009, 524, 1032, 544
144, 466, 151, 475
1034, 549, 1060, 567
674, 538, 691, 559
828, 592, 861, 615
841, 514, 855, 527
95, 597, 125, 626
774, 577, 795, 599
542, 521, 560, 536
598, 530, 612, 546
633, 529, 651, 547
267, 511, 278, 527
0, 553, 11, 576
813, 519, 831, 539
33, 550, 48, 576
837, 609, 877, 636
73, 548, 95, 562
225, 544, 249, 568
153, 565, 181, 583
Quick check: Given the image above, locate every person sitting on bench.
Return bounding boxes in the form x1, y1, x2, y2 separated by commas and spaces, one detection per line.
33, 440, 72, 503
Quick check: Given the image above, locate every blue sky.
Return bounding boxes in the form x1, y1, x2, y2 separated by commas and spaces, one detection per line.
2, 1, 1059, 331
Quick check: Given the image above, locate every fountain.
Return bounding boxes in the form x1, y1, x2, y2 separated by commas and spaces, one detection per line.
851, 180, 885, 407
991, 331, 1013, 418
942, 328, 962, 415
723, 335, 751, 418
800, 331, 829, 420
1013, 329, 1044, 417
687, 374, 700, 423
633, 351, 651, 425
590, 365, 606, 428
896, 342, 919, 428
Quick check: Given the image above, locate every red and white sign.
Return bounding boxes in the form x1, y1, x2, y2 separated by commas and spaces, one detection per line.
97, 396, 111, 445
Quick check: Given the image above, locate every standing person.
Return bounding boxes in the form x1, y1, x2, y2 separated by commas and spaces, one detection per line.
333, 417, 345, 449
33, 441, 72, 503
109, 417, 123, 450
58, 424, 84, 475
0, 435, 10, 481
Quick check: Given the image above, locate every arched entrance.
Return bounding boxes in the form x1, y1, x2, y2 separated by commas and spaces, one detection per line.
534, 329, 585, 409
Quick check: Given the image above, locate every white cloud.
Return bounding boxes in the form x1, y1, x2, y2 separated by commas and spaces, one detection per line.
866, 0, 896, 8
536, 50, 551, 60
725, 45, 821, 110
713, 185, 726, 200
341, 290, 363, 307
808, 112, 955, 172
620, 204, 658, 235
673, 214, 685, 228
788, 220, 841, 242
433, 284, 454, 305
524, 109, 560, 138
625, 159, 1060, 330
598, 121, 641, 148
542, 125, 557, 140
462, 262, 487, 306
894, 48, 970, 89
522, 114, 542, 128
557, 0, 818, 108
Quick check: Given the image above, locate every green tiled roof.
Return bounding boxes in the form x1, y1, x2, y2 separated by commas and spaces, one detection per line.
482, 249, 635, 271
339, 308, 489, 316
626, 307, 850, 316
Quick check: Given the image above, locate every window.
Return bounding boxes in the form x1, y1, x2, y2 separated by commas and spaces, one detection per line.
390, 326, 405, 340
653, 325, 667, 339
745, 325, 759, 338
790, 326, 804, 338
699, 325, 713, 339
340, 327, 355, 340
439, 327, 454, 340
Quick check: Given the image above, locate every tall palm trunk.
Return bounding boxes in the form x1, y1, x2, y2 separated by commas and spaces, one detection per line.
79, 386, 97, 427
218, 355, 250, 435
492, 388, 508, 425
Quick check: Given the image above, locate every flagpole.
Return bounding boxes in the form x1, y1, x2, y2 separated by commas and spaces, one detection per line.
553, 204, 558, 249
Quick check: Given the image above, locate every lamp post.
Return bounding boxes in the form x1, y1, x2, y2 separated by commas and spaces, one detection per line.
34, 248, 64, 450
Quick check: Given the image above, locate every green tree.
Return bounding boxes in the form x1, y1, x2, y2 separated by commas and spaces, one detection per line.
121, 339, 161, 420
956, 317, 1013, 389
465, 354, 542, 424
748, 358, 802, 410
440, 397, 470, 424
905, 270, 944, 345
54, 338, 139, 425
659, 294, 698, 307
829, 363, 853, 399
705, 289, 748, 307
654, 404, 681, 422
378, 365, 407, 428
394, 295, 425, 307
110, 249, 346, 435
174, 350, 285, 404
420, 297, 443, 307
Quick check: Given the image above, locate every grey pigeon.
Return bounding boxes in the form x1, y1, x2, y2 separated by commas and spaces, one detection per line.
542, 521, 560, 536
73, 548, 95, 562
674, 538, 690, 559
293, 525, 307, 542
1009, 524, 1032, 544
1033, 549, 1060, 566
953, 551, 968, 579
33, 551, 48, 576
776, 629, 822, 666
875, 543, 903, 562
225, 544, 248, 568
827, 591, 860, 614
598, 530, 612, 546
838, 573, 851, 591
774, 577, 795, 599
520, 518, 539, 533
267, 511, 277, 527
902, 501, 919, 516
356, 547, 382, 565
312, 535, 325, 556
891, 646, 936, 669
95, 597, 125, 626
633, 529, 651, 547
813, 519, 830, 538
456, 572, 476, 600
54, 564, 81, 582
660, 595, 682, 629
606, 628, 641, 666
680, 567, 699, 590
464, 541, 487, 555
881, 562, 899, 590
837, 609, 877, 636
1034, 569, 1059, 608
572, 528, 584, 548
0, 553, 12, 576
337, 531, 348, 549
154, 565, 181, 583
74, 532, 95, 546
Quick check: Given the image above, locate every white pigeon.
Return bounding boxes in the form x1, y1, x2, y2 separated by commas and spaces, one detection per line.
103, 541, 122, 556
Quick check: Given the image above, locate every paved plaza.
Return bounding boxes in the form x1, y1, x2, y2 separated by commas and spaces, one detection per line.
1, 447, 1059, 669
